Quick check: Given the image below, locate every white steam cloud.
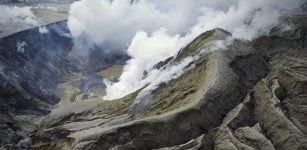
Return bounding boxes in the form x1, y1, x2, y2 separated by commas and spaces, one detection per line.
68, 0, 302, 100
39, 26, 49, 34
68, 0, 212, 49
103, 28, 185, 99
0, 5, 38, 26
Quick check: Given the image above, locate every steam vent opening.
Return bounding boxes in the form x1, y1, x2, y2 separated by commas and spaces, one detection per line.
1, 0, 307, 150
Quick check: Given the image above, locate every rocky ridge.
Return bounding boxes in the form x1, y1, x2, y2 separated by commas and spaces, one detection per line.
28, 15, 307, 149
0, 10, 306, 150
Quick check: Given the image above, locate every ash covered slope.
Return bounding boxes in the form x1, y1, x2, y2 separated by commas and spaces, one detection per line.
0, 21, 76, 148
0, 0, 75, 38
28, 14, 307, 150
0, 21, 128, 148
32, 29, 266, 150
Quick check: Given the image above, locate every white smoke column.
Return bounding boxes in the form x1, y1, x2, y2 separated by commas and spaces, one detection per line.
68, 0, 303, 100
0, 6, 38, 25
191, 0, 300, 40
104, 28, 185, 99
68, 0, 230, 49
129, 37, 234, 109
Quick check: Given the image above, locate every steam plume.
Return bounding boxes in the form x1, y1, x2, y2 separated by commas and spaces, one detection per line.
68, 0, 303, 100
0, 5, 38, 26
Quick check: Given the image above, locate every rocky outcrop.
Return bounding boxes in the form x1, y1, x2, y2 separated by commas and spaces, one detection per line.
150, 14, 307, 150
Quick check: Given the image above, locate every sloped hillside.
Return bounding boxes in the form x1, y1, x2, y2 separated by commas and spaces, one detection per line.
0, 21, 128, 149
29, 13, 307, 150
